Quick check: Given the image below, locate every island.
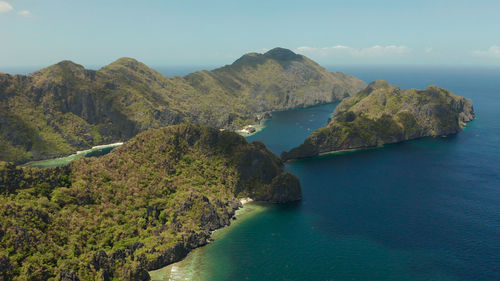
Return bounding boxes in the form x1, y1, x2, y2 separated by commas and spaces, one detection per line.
0, 48, 365, 164
282, 80, 475, 161
0, 124, 301, 280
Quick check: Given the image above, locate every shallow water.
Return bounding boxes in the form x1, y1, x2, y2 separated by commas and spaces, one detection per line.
149, 202, 270, 281
23, 143, 122, 168
152, 66, 500, 280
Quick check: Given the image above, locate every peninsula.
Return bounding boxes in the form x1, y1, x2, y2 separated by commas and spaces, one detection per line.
282, 80, 475, 160
0, 124, 301, 280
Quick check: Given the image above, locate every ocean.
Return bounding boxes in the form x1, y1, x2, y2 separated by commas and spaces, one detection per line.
152, 66, 500, 280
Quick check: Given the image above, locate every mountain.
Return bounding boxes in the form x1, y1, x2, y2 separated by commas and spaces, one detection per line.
0, 48, 366, 163
282, 80, 475, 160
185, 48, 366, 112
0, 124, 301, 280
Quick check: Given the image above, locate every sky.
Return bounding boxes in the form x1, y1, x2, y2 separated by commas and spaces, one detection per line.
1, 0, 500, 69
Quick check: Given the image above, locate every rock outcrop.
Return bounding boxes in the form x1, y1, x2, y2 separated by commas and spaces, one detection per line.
282, 80, 474, 160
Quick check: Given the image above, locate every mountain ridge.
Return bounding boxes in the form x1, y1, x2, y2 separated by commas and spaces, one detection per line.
0, 47, 366, 163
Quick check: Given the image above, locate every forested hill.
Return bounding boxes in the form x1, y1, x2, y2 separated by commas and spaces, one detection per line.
0, 47, 366, 163
0, 124, 301, 280
282, 80, 474, 160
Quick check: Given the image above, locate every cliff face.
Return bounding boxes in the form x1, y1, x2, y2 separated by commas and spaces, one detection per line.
0, 124, 301, 281
282, 80, 475, 160
0, 48, 366, 163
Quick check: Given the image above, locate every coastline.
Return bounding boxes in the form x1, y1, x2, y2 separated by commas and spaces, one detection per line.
22, 142, 123, 168
313, 130, 474, 159
235, 119, 268, 137
287, 127, 476, 163
317, 145, 381, 157
149, 198, 267, 281
75, 142, 124, 155
284, 146, 382, 163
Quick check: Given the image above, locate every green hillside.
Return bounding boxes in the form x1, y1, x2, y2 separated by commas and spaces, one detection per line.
0, 124, 301, 280
0, 48, 366, 163
282, 80, 475, 160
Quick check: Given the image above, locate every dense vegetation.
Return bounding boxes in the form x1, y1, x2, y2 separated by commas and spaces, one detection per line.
282, 80, 475, 160
0, 48, 366, 163
0, 124, 301, 280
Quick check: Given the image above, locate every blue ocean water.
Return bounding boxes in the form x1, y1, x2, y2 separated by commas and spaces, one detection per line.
171, 66, 500, 281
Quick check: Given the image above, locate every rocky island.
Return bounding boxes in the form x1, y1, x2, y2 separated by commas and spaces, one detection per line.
0, 48, 365, 164
0, 124, 300, 280
282, 80, 475, 160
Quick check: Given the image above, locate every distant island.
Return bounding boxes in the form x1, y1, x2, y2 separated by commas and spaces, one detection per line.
282, 80, 474, 161
0, 48, 365, 164
0, 124, 301, 280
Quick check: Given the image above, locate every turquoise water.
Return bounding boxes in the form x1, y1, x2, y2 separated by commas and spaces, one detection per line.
23, 143, 122, 168
160, 67, 500, 280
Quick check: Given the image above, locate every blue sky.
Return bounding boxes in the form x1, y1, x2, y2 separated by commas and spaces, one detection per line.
1, 0, 500, 68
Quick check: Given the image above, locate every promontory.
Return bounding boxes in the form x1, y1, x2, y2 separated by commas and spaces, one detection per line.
282, 80, 474, 160
0, 124, 301, 280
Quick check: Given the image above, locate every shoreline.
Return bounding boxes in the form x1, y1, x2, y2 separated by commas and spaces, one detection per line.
22, 142, 124, 168
284, 146, 381, 163
235, 119, 268, 137
75, 142, 123, 155
286, 129, 474, 163
311, 129, 474, 159
149, 198, 267, 281
317, 145, 380, 157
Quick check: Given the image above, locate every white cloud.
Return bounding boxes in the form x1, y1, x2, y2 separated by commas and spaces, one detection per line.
472, 46, 500, 58
295, 45, 411, 58
0, 1, 13, 13
17, 10, 32, 17
297, 45, 351, 52
425, 47, 433, 53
